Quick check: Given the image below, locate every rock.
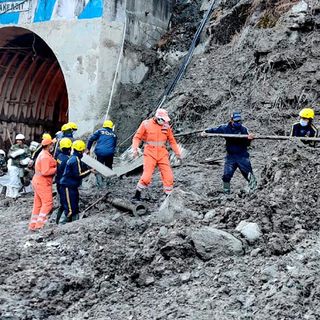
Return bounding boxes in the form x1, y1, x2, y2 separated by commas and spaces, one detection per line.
158, 226, 168, 237
204, 209, 216, 222
180, 272, 191, 283
236, 221, 262, 242
190, 227, 244, 260
145, 276, 155, 286
157, 188, 200, 224
291, 1, 308, 14
250, 248, 262, 257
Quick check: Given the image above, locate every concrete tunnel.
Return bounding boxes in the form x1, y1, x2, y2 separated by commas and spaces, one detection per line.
0, 27, 68, 149
0, 0, 175, 150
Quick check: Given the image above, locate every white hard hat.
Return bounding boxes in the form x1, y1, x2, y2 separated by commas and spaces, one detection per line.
0, 149, 5, 156
15, 133, 25, 140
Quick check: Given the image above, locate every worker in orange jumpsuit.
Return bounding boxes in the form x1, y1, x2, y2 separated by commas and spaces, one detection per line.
29, 138, 57, 231
131, 108, 181, 201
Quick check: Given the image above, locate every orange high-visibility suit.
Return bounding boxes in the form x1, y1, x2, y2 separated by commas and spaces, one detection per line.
29, 149, 57, 230
132, 118, 181, 194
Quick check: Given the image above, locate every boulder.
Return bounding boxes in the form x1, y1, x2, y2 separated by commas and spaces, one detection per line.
190, 227, 244, 260
236, 221, 262, 242
157, 188, 200, 224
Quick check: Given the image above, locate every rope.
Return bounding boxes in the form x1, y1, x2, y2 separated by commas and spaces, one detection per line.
105, 0, 127, 121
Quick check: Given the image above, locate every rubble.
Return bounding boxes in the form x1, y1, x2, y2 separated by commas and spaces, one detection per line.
1, 0, 320, 319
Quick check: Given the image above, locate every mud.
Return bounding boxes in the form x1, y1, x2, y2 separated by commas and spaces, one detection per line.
2, 0, 320, 319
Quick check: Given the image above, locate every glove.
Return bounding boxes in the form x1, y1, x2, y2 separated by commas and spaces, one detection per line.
132, 148, 138, 159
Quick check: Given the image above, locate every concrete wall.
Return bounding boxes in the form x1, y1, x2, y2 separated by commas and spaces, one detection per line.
0, 0, 173, 136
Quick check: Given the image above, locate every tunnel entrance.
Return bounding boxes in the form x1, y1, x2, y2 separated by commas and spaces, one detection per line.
0, 27, 68, 150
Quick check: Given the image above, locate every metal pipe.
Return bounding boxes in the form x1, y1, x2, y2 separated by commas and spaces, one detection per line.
203, 133, 320, 141
108, 198, 147, 217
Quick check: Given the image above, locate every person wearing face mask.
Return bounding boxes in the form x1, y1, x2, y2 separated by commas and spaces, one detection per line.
202, 112, 256, 194
131, 108, 182, 202
28, 138, 57, 231
290, 108, 318, 146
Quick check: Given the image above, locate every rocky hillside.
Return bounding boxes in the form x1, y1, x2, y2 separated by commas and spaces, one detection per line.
1, 1, 320, 319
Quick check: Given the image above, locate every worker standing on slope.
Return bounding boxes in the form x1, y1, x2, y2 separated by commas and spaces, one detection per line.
59, 140, 94, 223
202, 112, 256, 194
28, 138, 57, 231
55, 137, 72, 224
131, 109, 182, 202
290, 108, 318, 146
86, 120, 117, 188
6, 134, 31, 199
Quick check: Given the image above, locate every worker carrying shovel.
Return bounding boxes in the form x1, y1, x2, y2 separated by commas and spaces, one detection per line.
201, 112, 257, 194
131, 108, 182, 202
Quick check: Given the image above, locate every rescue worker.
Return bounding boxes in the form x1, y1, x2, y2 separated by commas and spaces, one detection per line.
202, 112, 256, 194
6, 134, 31, 199
68, 122, 78, 137
86, 120, 117, 188
53, 123, 74, 159
55, 137, 72, 224
0, 150, 8, 195
290, 108, 318, 146
60, 140, 94, 223
29, 133, 52, 167
28, 138, 57, 231
131, 108, 182, 201
0, 150, 7, 176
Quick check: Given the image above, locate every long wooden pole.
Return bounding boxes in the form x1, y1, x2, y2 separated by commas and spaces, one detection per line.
202, 133, 320, 141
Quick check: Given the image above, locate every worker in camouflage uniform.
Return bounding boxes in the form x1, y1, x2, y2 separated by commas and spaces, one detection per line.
6, 134, 31, 198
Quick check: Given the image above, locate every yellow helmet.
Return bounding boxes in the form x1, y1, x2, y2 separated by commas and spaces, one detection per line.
59, 137, 72, 149
61, 123, 72, 131
68, 122, 78, 130
103, 120, 114, 129
299, 108, 314, 119
72, 140, 86, 152
42, 133, 52, 140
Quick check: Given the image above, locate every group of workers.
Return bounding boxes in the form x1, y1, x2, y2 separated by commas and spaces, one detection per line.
0, 106, 316, 231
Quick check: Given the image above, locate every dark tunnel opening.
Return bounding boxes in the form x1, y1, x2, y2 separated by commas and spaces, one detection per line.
0, 27, 68, 150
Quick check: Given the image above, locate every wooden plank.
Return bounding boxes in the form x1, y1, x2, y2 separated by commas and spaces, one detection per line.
81, 153, 116, 178
113, 156, 143, 177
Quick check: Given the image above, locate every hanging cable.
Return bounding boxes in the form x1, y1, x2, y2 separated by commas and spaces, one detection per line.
118, 0, 217, 147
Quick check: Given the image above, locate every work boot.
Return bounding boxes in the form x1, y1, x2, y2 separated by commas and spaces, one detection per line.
223, 182, 231, 194
248, 173, 257, 192
55, 207, 64, 224
131, 190, 141, 203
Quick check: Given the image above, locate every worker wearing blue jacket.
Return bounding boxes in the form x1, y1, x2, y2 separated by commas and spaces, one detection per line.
86, 120, 117, 188
60, 140, 93, 223
55, 138, 72, 224
202, 112, 256, 194
53, 123, 75, 159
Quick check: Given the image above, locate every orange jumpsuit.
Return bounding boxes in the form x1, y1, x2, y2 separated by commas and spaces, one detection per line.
29, 149, 57, 230
132, 118, 181, 194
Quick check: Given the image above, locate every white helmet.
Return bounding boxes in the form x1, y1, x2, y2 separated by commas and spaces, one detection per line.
15, 134, 25, 140
0, 149, 5, 156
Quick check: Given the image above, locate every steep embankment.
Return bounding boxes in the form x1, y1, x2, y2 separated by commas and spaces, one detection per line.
1, 1, 320, 319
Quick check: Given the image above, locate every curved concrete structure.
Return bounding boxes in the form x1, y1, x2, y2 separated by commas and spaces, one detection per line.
0, 0, 173, 147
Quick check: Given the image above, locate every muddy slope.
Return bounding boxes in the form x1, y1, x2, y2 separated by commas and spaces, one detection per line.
1, 1, 320, 319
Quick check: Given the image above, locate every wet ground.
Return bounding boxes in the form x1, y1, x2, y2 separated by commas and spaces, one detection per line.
1, 0, 320, 319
